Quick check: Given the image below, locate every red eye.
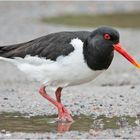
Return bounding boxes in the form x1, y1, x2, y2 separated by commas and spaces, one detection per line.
104, 33, 111, 40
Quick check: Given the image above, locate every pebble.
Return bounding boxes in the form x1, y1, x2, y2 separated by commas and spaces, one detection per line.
1, 129, 6, 134
89, 129, 98, 136
3, 98, 8, 100
135, 120, 140, 125
137, 113, 140, 118
130, 86, 135, 89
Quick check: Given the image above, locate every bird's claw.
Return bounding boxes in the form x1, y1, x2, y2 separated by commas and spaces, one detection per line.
57, 105, 73, 122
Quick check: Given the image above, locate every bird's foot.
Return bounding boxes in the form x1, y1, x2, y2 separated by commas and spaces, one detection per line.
57, 104, 73, 122
39, 86, 73, 122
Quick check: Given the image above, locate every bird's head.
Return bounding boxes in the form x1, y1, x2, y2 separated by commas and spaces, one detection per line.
86, 26, 140, 69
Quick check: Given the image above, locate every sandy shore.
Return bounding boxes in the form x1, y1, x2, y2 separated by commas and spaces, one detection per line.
0, 2, 140, 139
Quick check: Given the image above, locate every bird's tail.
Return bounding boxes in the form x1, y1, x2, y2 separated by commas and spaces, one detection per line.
0, 43, 24, 64
0, 43, 21, 58
0, 45, 14, 63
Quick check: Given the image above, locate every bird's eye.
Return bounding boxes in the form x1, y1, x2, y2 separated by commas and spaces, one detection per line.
104, 33, 111, 40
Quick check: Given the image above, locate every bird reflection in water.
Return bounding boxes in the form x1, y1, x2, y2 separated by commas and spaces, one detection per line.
56, 122, 73, 133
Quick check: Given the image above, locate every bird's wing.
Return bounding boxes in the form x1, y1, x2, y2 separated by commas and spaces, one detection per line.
0, 31, 90, 61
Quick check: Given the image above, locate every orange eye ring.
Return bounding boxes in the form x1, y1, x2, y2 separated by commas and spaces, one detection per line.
104, 34, 111, 40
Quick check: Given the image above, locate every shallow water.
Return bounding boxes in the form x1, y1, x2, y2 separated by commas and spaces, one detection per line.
0, 112, 139, 133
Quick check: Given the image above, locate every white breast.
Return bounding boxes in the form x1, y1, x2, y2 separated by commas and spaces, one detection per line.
0, 38, 104, 88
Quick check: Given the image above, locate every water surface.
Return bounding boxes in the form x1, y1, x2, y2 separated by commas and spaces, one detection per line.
0, 112, 139, 133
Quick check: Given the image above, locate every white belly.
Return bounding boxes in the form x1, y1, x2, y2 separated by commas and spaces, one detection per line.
0, 38, 104, 87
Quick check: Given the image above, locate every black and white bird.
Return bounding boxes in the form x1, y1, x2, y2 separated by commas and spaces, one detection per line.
0, 26, 140, 122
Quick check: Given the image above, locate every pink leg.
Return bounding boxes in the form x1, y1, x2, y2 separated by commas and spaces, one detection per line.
55, 87, 62, 103
39, 86, 73, 122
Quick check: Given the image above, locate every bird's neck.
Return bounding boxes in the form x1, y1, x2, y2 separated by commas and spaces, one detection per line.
83, 41, 114, 71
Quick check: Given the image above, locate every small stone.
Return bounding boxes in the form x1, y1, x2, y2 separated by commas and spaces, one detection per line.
89, 129, 97, 135
130, 86, 135, 89
135, 119, 140, 125
3, 97, 8, 100
118, 104, 122, 106
119, 95, 124, 98
136, 113, 140, 118
46, 136, 50, 139
1, 129, 6, 134
80, 105, 84, 108
10, 89, 15, 92
114, 134, 121, 137
74, 103, 78, 105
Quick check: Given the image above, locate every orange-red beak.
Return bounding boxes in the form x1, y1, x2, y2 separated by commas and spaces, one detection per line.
113, 43, 140, 69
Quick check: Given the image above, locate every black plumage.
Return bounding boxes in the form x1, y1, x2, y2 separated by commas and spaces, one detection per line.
0, 31, 90, 60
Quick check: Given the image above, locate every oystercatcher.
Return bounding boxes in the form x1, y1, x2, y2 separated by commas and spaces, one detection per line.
0, 26, 140, 122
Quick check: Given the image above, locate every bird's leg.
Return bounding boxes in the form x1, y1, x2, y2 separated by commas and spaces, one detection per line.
39, 86, 73, 122
55, 87, 73, 122
55, 87, 62, 103
39, 86, 60, 107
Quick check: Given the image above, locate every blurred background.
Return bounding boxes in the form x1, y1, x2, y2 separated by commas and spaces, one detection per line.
0, 1, 140, 138
0, 1, 140, 44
